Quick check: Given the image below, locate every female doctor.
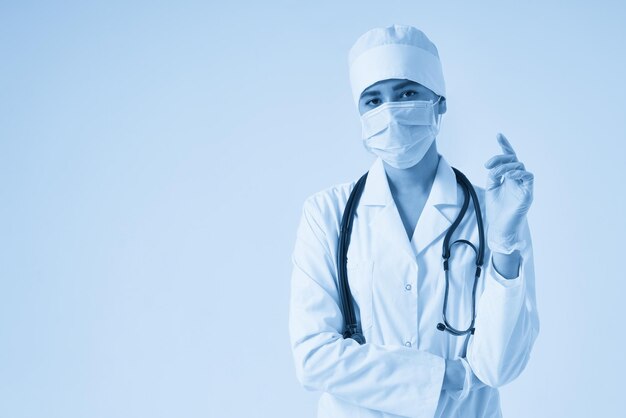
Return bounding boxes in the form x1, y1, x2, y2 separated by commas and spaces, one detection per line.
288, 24, 539, 418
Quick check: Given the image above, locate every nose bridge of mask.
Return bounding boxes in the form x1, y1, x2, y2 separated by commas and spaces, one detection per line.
361, 100, 436, 139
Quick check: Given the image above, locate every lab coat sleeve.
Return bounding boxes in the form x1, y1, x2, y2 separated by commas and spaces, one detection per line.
466, 217, 540, 388
289, 196, 446, 418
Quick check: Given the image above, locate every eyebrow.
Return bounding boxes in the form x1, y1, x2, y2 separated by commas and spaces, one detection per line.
360, 90, 380, 98
360, 81, 421, 99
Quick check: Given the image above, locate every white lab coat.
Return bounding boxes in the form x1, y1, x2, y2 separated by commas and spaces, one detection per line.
288, 154, 539, 418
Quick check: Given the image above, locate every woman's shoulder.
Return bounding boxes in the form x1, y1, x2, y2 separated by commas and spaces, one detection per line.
304, 179, 356, 211
301, 179, 359, 228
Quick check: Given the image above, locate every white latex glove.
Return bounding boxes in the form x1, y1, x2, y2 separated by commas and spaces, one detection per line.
443, 358, 487, 401
442, 358, 465, 392
484, 133, 534, 254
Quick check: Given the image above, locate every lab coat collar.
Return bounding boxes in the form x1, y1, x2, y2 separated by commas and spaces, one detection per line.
360, 154, 458, 209
359, 154, 460, 259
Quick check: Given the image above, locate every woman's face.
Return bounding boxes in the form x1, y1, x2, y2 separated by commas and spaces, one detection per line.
358, 78, 446, 116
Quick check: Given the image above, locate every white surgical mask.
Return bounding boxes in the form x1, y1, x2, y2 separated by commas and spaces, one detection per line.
360, 98, 442, 169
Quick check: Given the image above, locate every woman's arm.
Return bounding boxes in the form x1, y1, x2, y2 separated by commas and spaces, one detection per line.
492, 250, 521, 279
289, 196, 447, 418
466, 218, 540, 387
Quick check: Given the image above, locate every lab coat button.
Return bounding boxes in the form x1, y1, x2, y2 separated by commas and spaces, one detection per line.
405, 284, 412, 291
405, 341, 412, 347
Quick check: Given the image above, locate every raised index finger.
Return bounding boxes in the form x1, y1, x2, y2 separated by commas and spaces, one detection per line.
498, 133, 517, 156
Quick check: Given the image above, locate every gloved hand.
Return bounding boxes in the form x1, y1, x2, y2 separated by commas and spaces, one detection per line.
442, 358, 466, 392
484, 133, 534, 254
443, 358, 487, 400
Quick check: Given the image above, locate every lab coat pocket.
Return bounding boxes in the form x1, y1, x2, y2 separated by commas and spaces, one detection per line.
346, 259, 375, 332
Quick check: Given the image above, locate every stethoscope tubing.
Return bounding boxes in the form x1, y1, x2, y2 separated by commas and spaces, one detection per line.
337, 167, 484, 344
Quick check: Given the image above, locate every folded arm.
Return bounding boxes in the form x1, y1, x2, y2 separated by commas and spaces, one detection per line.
289, 197, 447, 418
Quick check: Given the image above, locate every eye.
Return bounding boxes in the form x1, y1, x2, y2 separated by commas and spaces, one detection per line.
365, 98, 381, 106
401, 90, 417, 99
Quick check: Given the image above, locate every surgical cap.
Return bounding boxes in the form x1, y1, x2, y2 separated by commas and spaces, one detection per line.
348, 24, 446, 106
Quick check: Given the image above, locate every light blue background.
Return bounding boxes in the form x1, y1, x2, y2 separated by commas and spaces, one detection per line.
1, 1, 625, 417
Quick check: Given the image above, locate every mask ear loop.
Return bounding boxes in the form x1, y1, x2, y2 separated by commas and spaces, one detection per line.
435, 112, 443, 132
432, 97, 443, 133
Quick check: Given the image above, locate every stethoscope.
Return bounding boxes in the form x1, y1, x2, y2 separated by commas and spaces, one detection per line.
337, 167, 485, 345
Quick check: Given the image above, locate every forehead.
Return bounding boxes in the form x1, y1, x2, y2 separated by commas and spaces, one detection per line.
360, 79, 427, 97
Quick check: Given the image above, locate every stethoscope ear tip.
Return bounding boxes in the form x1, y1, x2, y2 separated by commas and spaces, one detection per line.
436, 323, 446, 332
